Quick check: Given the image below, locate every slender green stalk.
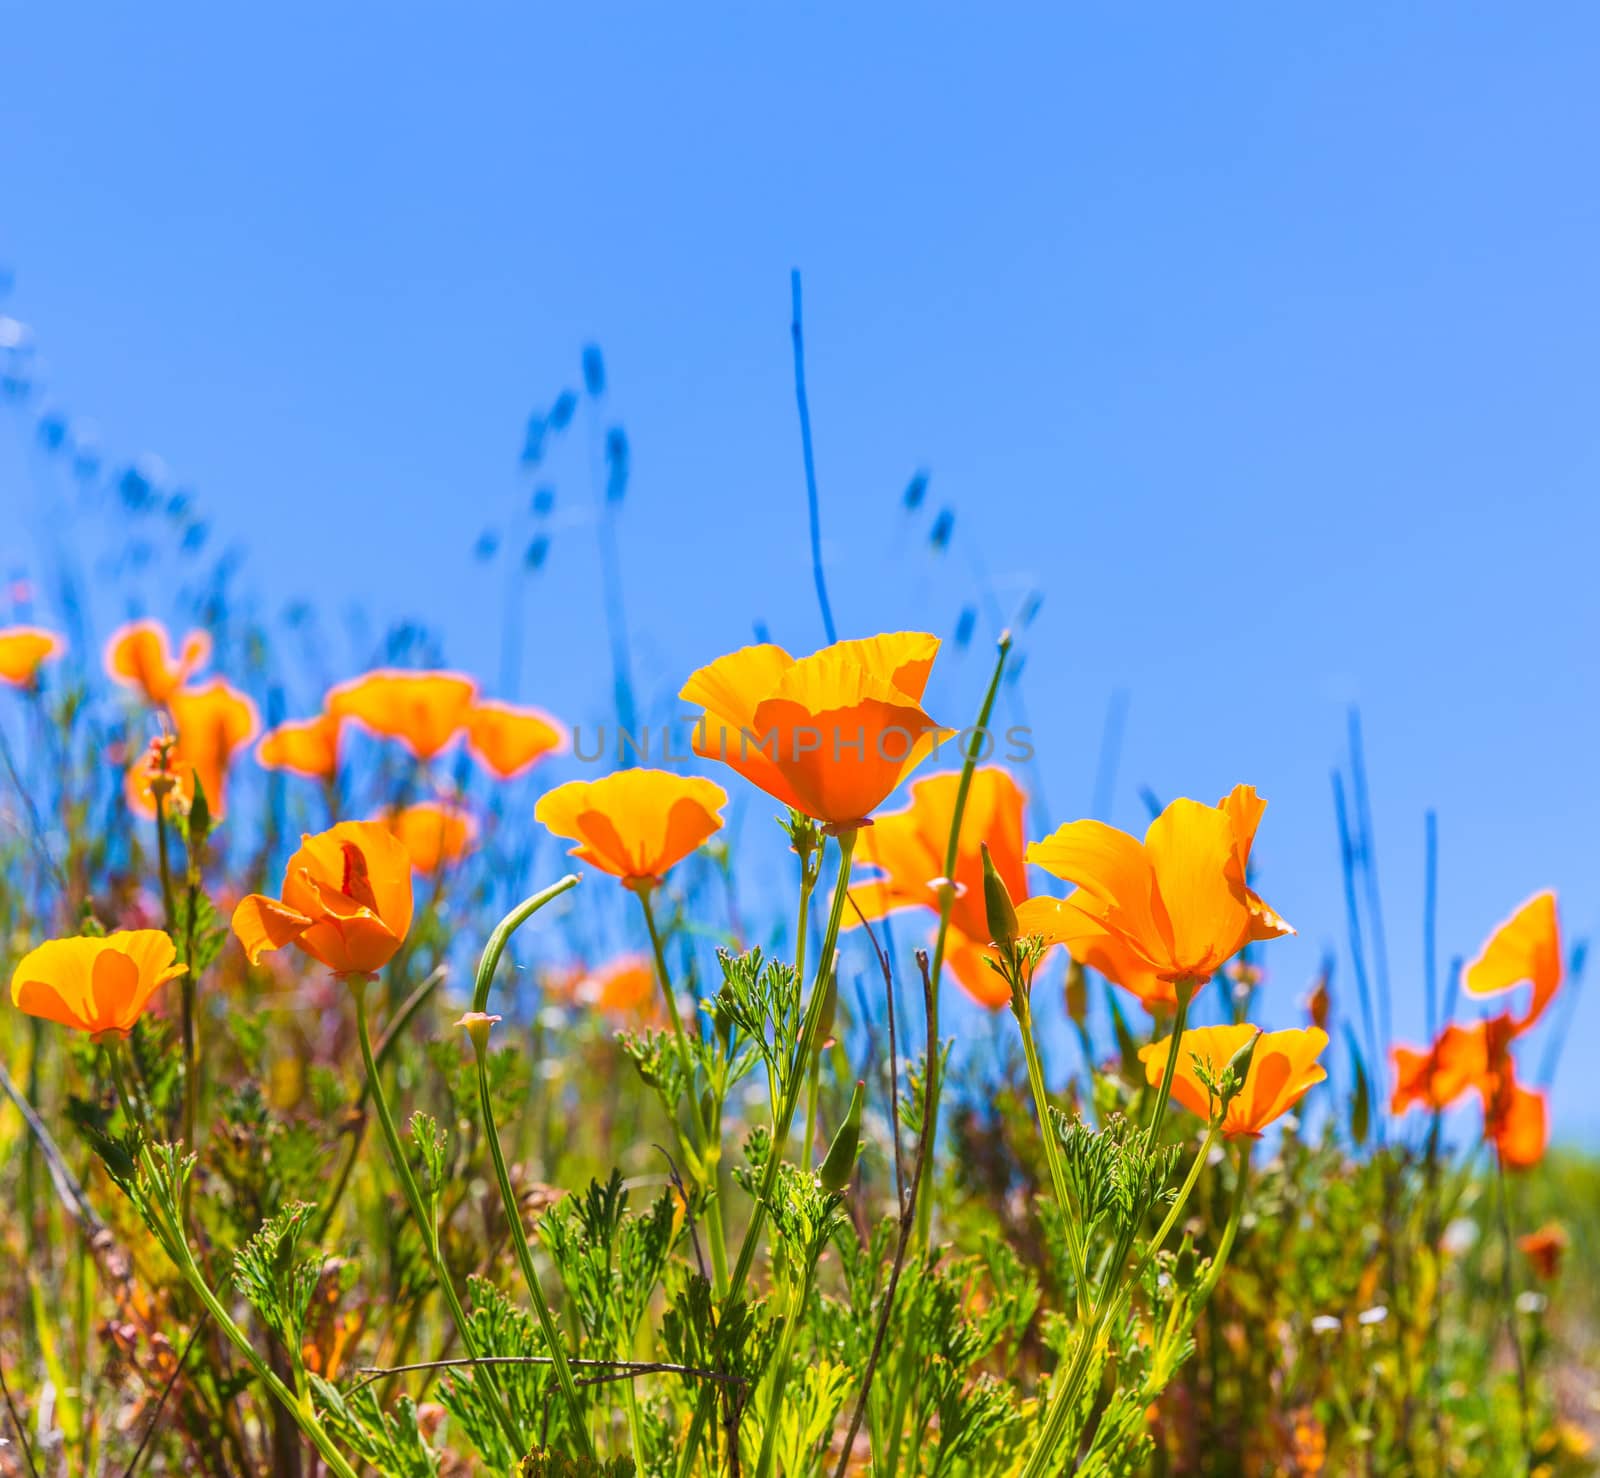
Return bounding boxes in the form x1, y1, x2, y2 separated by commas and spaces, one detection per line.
1012, 984, 1091, 1320
792, 840, 820, 1161
638, 887, 730, 1296
1021, 1119, 1218, 1478
106, 1046, 361, 1478
1493, 1149, 1533, 1469
469, 1031, 596, 1460
1189, 1142, 1251, 1309
151, 789, 198, 1173
672, 827, 858, 1478
351, 977, 523, 1456
1018, 983, 1195, 1478
751, 1262, 820, 1478
314, 964, 448, 1242
917, 631, 1012, 1251
802, 1041, 823, 1169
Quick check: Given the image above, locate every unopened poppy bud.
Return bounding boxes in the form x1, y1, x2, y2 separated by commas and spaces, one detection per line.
817, 1080, 865, 1193
1175, 1235, 1198, 1286
981, 843, 1019, 949
1220, 1029, 1262, 1109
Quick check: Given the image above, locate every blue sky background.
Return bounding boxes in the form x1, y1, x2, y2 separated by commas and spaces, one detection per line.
1, 4, 1596, 1138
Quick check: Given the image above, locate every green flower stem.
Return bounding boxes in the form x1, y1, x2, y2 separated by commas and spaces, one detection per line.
672, 826, 858, 1478
1019, 983, 1197, 1478
752, 1263, 820, 1478
793, 842, 821, 1162
351, 976, 523, 1457
1190, 1141, 1251, 1309
470, 1033, 596, 1460
801, 1044, 823, 1174
637, 886, 731, 1297
1011, 984, 1092, 1321
917, 630, 1012, 1253
1146, 981, 1195, 1140
107, 1046, 362, 1478
1494, 1148, 1534, 1468
152, 788, 199, 1213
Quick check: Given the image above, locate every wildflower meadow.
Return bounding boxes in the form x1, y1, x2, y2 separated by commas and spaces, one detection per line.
3, 9, 1599, 1471
0, 354, 1596, 1476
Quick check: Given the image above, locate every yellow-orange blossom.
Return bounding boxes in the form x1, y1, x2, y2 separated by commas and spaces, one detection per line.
232, 821, 414, 976
536, 769, 726, 886
1017, 784, 1293, 1008
1139, 1023, 1328, 1137
679, 631, 944, 829
11, 932, 186, 1038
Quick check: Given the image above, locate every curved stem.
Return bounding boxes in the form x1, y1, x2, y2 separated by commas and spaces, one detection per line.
472, 1040, 596, 1459
108, 1047, 361, 1478
352, 978, 523, 1457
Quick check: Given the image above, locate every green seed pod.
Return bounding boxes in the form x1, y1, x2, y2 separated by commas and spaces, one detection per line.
1220, 1029, 1263, 1108
817, 1080, 866, 1193
981, 842, 1019, 949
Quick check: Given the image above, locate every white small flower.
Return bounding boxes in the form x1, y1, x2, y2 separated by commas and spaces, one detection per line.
1358, 1305, 1388, 1326
1311, 1315, 1341, 1335
1516, 1291, 1548, 1316
1441, 1218, 1479, 1256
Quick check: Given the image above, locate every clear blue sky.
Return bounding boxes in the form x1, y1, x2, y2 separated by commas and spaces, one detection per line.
2, 4, 1596, 1138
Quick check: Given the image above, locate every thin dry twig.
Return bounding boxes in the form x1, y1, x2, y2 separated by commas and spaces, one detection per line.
0, 1347, 42, 1478
655, 1143, 709, 1285
121, 1315, 209, 1478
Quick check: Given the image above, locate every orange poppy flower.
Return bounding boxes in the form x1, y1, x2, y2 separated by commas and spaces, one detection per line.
1463, 891, 1563, 1034
1017, 785, 1293, 1009
1484, 1069, 1549, 1170
126, 678, 261, 820
535, 769, 726, 886
847, 767, 1028, 1010
0, 626, 65, 688
326, 669, 477, 760
258, 714, 342, 781
381, 801, 478, 875
105, 619, 211, 705
679, 632, 945, 829
10, 931, 186, 1038
232, 820, 415, 977
465, 700, 565, 779
1517, 1224, 1568, 1280
1139, 1023, 1328, 1138
1389, 1021, 1492, 1114
548, 955, 660, 1020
